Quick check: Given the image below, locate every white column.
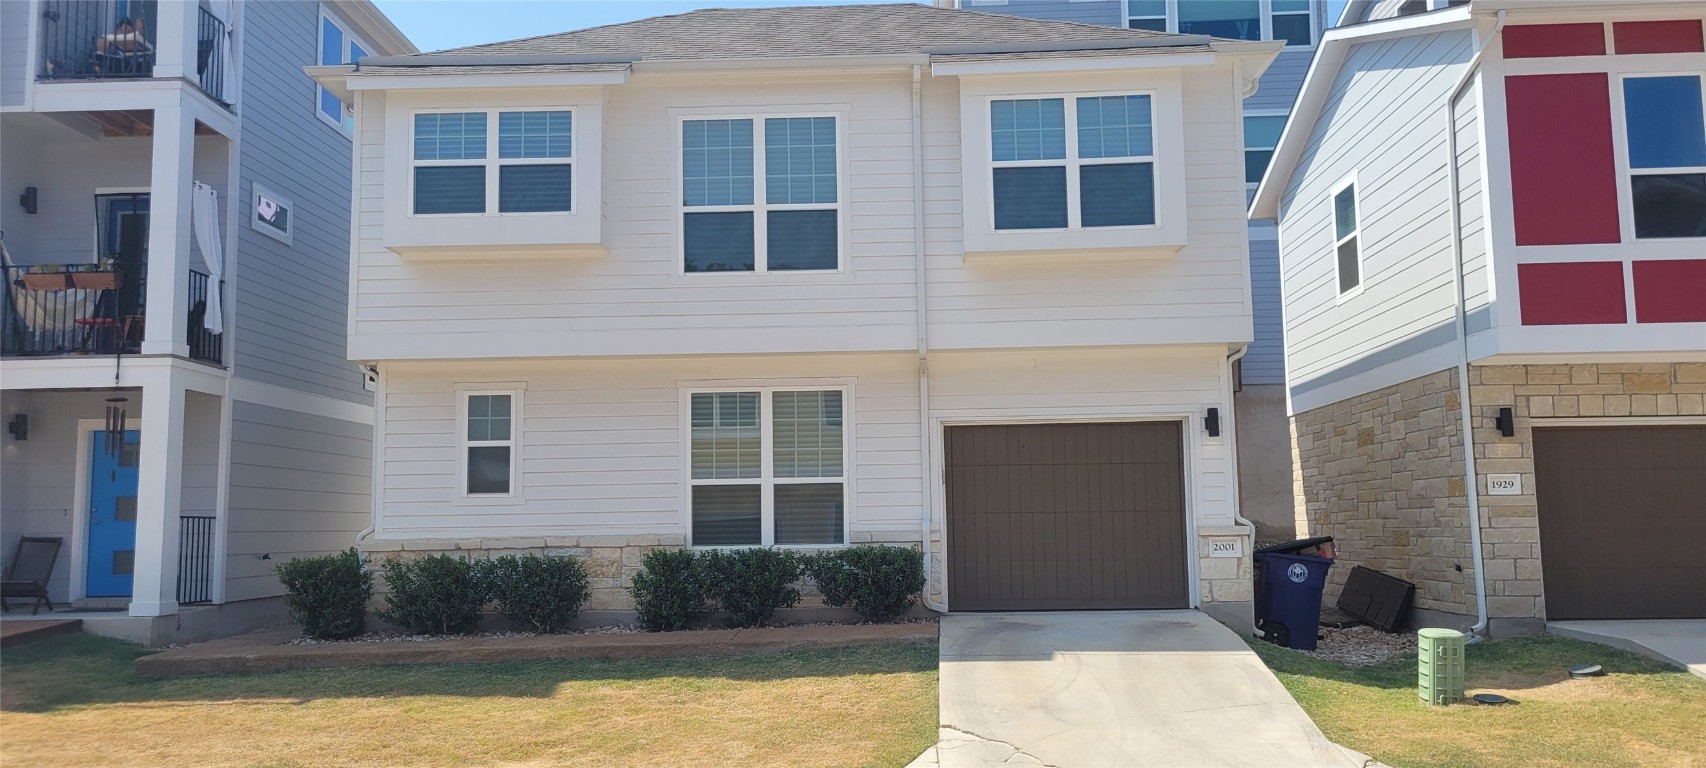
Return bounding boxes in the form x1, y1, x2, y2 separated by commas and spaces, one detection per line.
151, 0, 197, 81
129, 371, 187, 617
142, 106, 194, 357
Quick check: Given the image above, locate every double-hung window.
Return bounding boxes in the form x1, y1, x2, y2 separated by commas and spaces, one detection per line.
1621, 74, 1706, 239
318, 11, 368, 133
681, 116, 840, 273
1333, 181, 1361, 295
688, 389, 846, 546
461, 391, 518, 497
1244, 114, 1287, 185
412, 110, 573, 216
991, 95, 1156, 231
1133, 1, 1314, 47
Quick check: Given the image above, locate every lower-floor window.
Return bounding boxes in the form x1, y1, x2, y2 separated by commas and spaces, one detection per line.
461, 390, 518, 496
688, 388, 846, 546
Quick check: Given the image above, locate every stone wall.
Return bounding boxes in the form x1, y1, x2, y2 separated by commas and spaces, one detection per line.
1235, 384, 1298, 542
1291, 368, 1477, 618
1466, 362, 1706, 622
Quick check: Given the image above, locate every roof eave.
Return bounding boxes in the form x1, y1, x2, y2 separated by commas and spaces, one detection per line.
1250, 7, 1475, 220
329, 0, 417, 55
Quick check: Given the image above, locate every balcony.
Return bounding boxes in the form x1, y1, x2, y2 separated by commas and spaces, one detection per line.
1, 263, 223, 365
37, 0, 231, 104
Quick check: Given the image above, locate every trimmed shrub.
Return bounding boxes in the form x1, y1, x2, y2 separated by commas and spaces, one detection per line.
375, 554, 486, 635
629, 548, 712, 632
808, 545, 926, 622
478, 554, 591, 633
704, 547, 803, 628
275, 548, 372, 639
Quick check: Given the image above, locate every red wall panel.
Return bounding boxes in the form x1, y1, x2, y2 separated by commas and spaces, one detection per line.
1613, 20, 1706, 55
1633, 260, 1706, 323
1518, 262, 1628, 325
1505, 74, 1622, 246
1503, 24, 1606, 58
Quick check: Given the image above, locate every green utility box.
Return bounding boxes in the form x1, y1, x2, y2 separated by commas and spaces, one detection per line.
1418, 628, 1466, 705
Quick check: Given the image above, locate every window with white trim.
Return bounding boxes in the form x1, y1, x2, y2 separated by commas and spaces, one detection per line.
412, 110, 573, 216
990, 95, 1156, 231
461, 391, 517, 496
1244, 114, 1287, 185
1332, 181, 1361, 295
688, 389, 846, 547
318, 10, 369, 133
1128, 0, 1315, 47
681, 116, 840, 273
251, 183, 293, 245
1620, 74, 1706, 239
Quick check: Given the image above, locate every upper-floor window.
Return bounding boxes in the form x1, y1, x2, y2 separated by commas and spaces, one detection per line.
991, 95, 1156, 230
1128, 0, 1315, 48
1621, 74, 1706, 239
1244, 113, 1287, 185
412, 110, 573, 216
680, 116, 841, 273
687, 388, 846, 547
1333, 180, 1361, 295
318, 10, 368, 133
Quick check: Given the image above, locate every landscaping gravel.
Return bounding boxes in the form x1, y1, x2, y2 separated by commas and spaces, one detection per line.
1300, 624, 1417, 666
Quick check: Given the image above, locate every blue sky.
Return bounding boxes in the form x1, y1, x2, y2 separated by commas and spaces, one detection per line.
374, 0, 908, 53
374, 0, 1354, 54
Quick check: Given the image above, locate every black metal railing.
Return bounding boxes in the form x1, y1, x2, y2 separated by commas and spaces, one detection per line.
187, 269, 222, 365
1, 264, 143, 356
38, 0, 159, 81
195, 5, 226, 102
177, 515, 215, 605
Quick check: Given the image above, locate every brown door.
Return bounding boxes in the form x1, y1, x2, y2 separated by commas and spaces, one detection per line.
945, 422, 1189, 611
1533, 426, 1706, 620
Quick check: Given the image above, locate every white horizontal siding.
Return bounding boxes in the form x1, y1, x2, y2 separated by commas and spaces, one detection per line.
1455, 80, 1489, 324
374, 347, 1238, 539
351, 64, 1255, 359
1277, 31, 1473, 400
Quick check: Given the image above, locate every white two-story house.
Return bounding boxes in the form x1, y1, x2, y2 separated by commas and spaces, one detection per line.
312, 3, 1280, 628
1, 0, 411, 644
1254, 1, 1705, 633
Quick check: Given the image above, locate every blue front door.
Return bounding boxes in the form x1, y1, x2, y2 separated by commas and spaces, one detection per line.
87, 430, 140, 598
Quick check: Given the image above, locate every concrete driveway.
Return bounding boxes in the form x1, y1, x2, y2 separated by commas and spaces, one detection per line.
1549, 620, 1706, 681
923, 611, 1358, 768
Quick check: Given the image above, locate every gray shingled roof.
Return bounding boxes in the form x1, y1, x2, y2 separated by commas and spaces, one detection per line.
357, 63, 632, 76
387, 3, 1201, 63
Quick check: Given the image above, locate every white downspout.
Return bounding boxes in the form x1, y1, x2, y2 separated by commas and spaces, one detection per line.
1447, 10, 1505, 640
1225, 346, 1257, 533
912, 64, 947, 613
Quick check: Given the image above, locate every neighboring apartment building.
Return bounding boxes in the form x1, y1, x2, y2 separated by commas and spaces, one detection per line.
311, 4, 1281, 629
1254, 1, 1705, 633
0, 0, 412, 643
948, 0, 1332, 540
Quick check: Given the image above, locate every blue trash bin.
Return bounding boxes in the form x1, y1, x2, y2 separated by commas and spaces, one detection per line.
1253, 551, 1333, 650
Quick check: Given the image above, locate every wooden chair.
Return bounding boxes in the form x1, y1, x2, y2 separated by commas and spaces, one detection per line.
1, 537, 62, 614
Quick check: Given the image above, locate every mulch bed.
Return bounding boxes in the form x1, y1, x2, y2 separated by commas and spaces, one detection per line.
136, 620, 939, 679
1300, 624, 1418, 666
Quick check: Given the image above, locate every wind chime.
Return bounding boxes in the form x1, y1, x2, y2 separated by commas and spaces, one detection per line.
104, 394, 128, 458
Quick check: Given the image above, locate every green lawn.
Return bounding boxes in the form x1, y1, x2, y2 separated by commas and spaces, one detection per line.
1, 634, 938, 768
1251, 634, 1706, 768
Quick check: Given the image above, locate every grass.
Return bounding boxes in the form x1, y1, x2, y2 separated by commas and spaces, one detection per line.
1251, 634, 1706, 768
1, 634, 938, 768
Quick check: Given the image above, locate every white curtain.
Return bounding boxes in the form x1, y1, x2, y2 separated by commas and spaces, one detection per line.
190, 181, 225, 334
209, 0, 236, 102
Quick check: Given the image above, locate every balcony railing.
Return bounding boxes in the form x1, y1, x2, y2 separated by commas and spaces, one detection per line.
177, 515, 215, 605
39, 0, 231, 104
195, 5, 227, 103
38, 0, 159, 80
1, 264, 224, 365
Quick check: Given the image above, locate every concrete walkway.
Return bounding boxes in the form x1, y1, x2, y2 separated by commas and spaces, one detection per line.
919, 611, 1357, 768
1548, 620, 1706, 681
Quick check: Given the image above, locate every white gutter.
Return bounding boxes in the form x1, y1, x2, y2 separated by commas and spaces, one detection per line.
1446, 9, 1506, 640
912, 64, 947, 614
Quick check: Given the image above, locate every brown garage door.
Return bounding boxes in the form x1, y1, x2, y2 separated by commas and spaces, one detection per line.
945, 422, 1188, 611
1534, 426, 1706, 620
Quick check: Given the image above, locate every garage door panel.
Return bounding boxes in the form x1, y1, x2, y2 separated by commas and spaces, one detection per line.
1535, 425, 1706, 620
947, 422, 1188, 612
